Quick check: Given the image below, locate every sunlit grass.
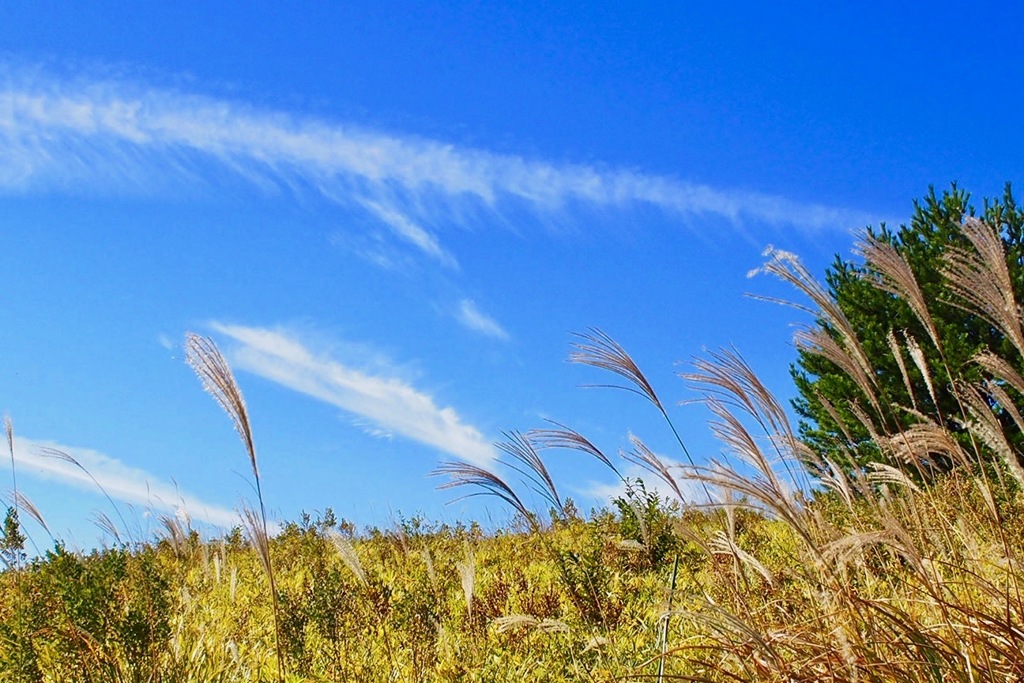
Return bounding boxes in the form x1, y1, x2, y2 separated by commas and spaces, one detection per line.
2, 215, 1024, 681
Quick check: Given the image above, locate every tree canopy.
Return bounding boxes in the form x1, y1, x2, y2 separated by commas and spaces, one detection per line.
791, 183, 1024, 479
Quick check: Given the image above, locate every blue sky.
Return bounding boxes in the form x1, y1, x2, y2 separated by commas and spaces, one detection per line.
2, 2, 1023, 548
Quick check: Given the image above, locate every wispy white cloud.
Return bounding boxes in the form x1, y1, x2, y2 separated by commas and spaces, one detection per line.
456, 299, 510, 340
0, 64, 885, 267
7, 436, 240, 528
210, 322, 497, 467
359, 198, 458, 268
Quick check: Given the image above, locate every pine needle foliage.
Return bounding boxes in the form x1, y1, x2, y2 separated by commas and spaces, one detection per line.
781, 184, 1024, 479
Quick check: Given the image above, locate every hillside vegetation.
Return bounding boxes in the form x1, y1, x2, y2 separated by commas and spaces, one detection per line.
3, 190, 1024, 682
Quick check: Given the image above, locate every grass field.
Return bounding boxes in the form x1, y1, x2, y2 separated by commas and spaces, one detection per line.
3, 217, 1024, 681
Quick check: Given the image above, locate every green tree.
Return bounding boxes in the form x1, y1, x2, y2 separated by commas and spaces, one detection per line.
0, 507, 26, 569
612, 478, 678, 568
791, 183, 1024, 478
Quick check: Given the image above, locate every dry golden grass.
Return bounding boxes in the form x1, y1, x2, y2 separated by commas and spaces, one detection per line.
4, 217, 1024, 681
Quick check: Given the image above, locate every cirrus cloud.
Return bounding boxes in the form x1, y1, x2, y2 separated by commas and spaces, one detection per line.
456, 299, 510, 341
0, 63, 887, 268
7, 435, 240, 529
210, 322, 498, 467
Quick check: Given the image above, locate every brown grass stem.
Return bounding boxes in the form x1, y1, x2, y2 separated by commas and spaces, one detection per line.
185, 332, 285, 683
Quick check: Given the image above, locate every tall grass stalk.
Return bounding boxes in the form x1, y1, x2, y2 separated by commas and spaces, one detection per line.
457, 544, 475, 624
185, 332, 285, 683
570, 328, 713, 504
656, 553, 678, 683
1, 420, 50, 556
38, 446, 133, 544
3, 417, 22, 572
